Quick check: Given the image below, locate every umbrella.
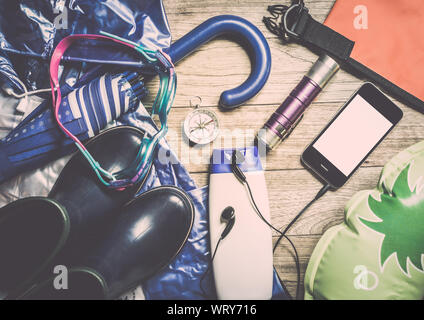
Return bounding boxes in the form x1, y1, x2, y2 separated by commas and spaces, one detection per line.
0, 15, 271, 186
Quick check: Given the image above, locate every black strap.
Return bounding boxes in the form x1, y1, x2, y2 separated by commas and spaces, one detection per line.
292, 9, 354, 62
345, 58, 424, 114
264, 3, 424, 114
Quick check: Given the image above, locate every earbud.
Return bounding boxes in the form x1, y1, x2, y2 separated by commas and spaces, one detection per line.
231, 150, 246, 183
220, 206, 235, 239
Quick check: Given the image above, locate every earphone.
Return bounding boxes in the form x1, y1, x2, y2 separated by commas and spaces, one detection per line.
231, 150, 247, 183
215, 151, 245, 240
200, 205, 235, 294
211, 151, 242, 240
220, 206, 235, 239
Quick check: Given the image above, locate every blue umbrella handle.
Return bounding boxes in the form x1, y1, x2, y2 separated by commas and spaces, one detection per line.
166, 15, 271, 109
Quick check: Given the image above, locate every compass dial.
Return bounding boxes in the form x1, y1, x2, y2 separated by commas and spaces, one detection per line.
183, 108, 219, 145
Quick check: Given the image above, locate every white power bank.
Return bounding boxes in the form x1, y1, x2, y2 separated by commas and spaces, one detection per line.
208, 147, 273, 300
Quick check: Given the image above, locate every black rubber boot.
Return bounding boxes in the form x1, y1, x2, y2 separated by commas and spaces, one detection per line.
0, 126, 150, 298
20, 186, 195, 300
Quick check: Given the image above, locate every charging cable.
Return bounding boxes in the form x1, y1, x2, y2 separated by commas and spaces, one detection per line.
231, 149, 331, 300
273, 183, 330, 299
246, 180, 330, 300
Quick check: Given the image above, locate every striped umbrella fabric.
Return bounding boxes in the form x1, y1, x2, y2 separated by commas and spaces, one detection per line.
0, 72, 147, 185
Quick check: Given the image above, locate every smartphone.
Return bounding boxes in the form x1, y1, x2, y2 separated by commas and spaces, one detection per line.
301, 83, 403, 189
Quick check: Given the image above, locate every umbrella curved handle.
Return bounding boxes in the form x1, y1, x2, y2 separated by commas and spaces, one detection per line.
166, 15, 271, 110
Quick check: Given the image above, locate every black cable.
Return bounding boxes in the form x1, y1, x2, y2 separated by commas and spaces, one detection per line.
263, 0, 305, 43
273, 183, 331, 299
273, 184, 331, 252
244, 181, 300, 298
245, 180, 331, 300
200, 237, 222, 296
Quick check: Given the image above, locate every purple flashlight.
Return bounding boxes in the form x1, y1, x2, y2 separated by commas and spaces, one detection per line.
257, 55, 340, 151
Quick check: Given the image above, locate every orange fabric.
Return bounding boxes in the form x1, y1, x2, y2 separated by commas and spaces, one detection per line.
325, 0, 424, 101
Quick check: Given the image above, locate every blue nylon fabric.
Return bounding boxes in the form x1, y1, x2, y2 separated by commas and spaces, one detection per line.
0, 0, 289, 300
0, 0, 171, 92
0, 71, 146, 184
118, 109, 289, 300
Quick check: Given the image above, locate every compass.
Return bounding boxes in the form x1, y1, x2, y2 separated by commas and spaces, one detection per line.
183, 97, 219, 145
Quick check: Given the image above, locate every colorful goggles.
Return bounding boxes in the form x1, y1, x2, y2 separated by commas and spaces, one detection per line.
49, 33, 176, 190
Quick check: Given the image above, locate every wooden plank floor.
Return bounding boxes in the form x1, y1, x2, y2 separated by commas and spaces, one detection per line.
155, 0, 424, 298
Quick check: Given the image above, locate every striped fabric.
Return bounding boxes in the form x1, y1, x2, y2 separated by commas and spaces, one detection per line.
0, 72, 148, 184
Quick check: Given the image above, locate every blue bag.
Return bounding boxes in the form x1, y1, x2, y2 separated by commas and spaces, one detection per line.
0, 0, 171, 92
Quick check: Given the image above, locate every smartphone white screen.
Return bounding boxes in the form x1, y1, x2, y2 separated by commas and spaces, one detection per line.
313, 95, 393, 176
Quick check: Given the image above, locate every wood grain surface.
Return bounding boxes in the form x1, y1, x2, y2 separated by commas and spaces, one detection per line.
159, 0, 424, 298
